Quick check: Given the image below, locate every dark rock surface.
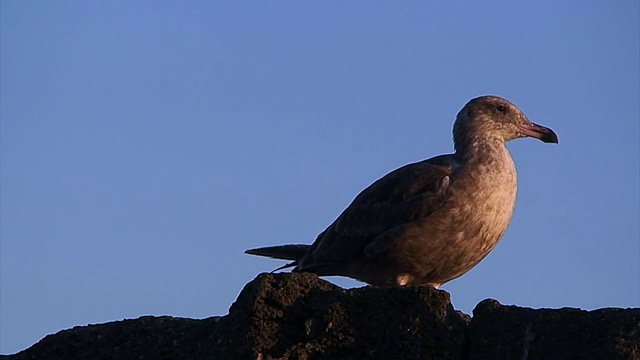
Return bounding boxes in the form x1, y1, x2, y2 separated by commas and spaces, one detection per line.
469, 299, 640, 360
3, 273, 639, 360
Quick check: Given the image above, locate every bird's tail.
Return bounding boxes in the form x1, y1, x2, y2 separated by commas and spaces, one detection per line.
244, 244, 310, 261
244, 244, 310, 272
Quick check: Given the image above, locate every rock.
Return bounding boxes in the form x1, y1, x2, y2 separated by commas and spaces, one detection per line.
3, 273, 638, 359
2, 315, 220, 359
205, 272, 469, 359
469, 299, 640, 360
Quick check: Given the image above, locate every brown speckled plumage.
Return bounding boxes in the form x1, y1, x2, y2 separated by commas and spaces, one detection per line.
246, 96, 558, 287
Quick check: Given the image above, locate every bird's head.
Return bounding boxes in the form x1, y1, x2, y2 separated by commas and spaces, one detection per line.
453, 96, 558, 152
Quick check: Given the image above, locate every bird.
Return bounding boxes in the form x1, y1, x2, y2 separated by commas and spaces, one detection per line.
245, 95, 558, 288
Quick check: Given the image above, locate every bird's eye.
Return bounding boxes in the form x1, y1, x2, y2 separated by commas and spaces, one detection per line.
496, 105, 507, 113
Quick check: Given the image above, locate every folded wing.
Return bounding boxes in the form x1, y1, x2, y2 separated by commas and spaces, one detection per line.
296, 154, 455, 273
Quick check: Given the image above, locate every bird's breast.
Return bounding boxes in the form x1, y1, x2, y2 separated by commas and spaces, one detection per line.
446, 148, 518, 253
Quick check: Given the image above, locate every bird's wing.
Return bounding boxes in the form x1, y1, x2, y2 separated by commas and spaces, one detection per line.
297, 154, 455, 271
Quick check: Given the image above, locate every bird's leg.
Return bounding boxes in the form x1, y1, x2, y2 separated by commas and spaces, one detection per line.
396, 274, 414, 286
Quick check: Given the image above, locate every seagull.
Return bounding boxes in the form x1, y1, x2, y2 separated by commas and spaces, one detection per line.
245, 95, 558, 288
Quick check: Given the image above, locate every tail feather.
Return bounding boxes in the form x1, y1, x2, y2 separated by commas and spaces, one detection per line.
244, 244, 310, 261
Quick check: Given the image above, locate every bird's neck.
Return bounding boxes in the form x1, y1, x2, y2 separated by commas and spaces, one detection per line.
452, 137, 518, 216
455, 137, 509, 164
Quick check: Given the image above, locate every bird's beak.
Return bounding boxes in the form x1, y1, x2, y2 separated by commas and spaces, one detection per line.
520, 122, 558, 144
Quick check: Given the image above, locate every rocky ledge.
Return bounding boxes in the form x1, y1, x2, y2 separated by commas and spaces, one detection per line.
3, 273, 639, 359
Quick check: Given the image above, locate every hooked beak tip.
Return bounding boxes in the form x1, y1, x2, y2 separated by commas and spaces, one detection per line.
522, 122, 558, 144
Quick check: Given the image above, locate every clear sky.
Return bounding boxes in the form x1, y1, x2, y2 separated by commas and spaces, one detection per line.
1, 1, 638, 355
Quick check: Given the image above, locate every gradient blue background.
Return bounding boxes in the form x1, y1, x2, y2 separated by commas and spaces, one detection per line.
1, 1, 638, 354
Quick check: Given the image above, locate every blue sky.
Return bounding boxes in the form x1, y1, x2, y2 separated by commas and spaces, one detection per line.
1, 1, 638, 354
